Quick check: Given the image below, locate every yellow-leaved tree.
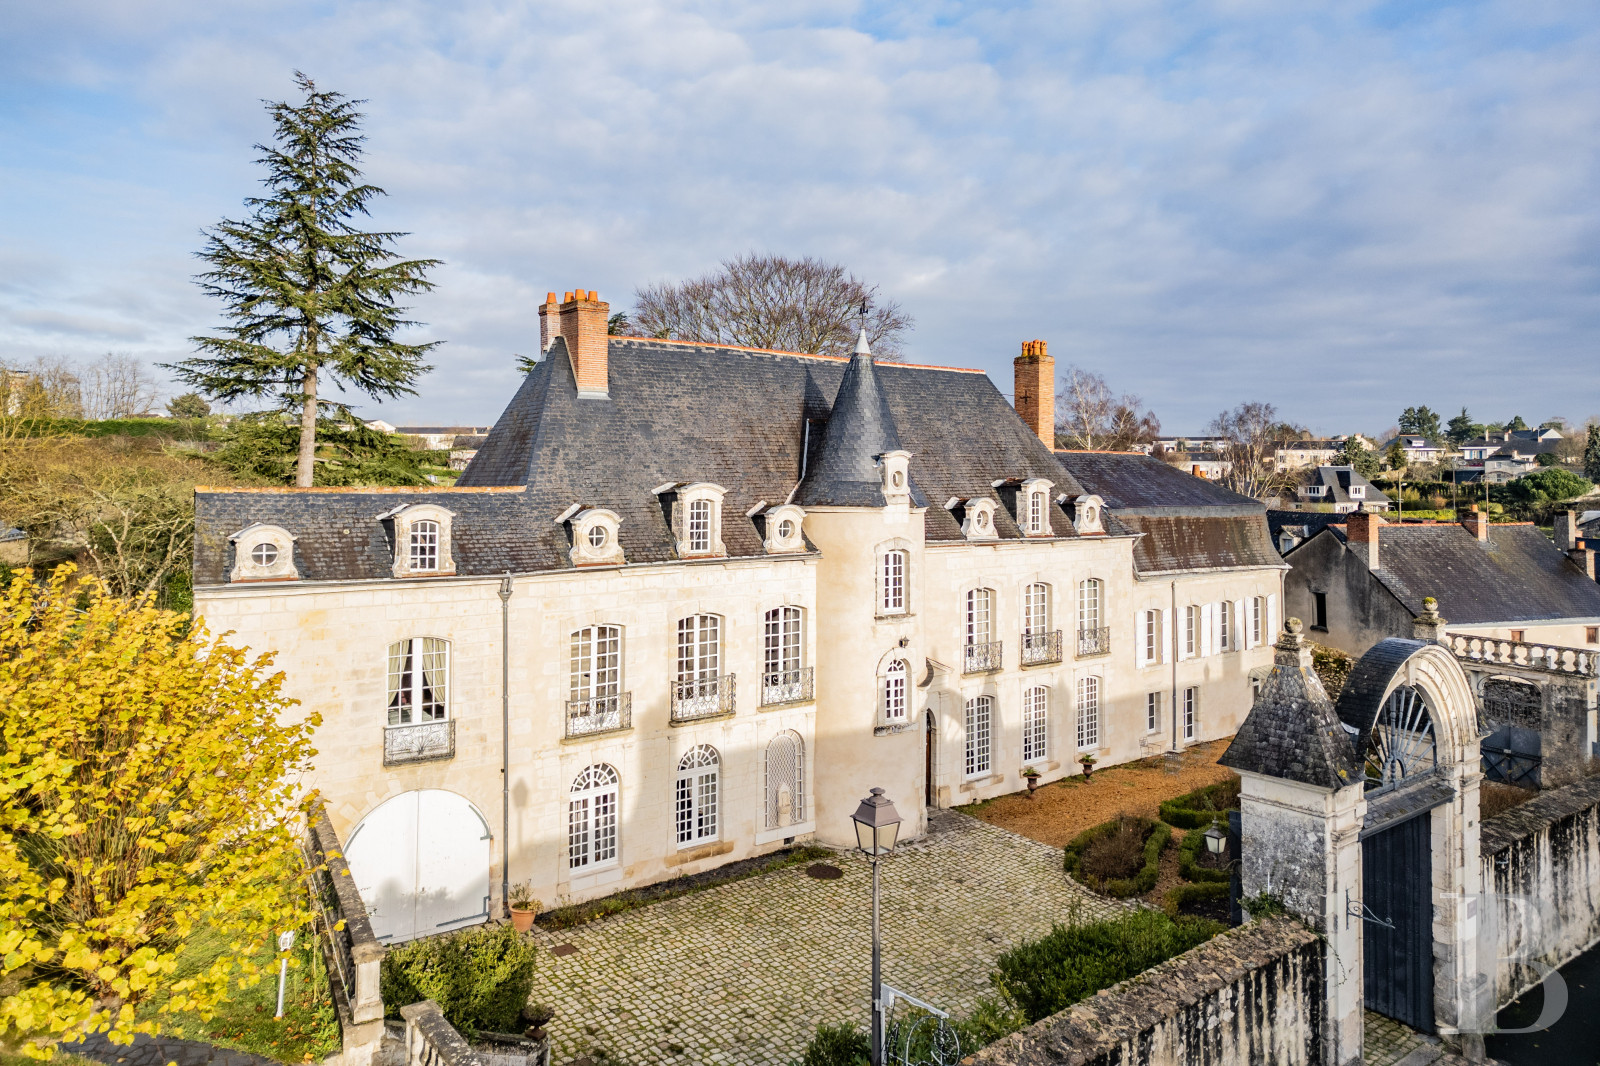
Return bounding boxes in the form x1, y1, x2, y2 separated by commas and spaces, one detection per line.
0, 565, 320, 1053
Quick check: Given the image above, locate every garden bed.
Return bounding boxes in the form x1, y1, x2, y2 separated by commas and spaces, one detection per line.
1157, 776, 1240, 829
1064, 815, 1170, 897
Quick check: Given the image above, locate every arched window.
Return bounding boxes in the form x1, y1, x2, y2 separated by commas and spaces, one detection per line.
674, 615, 724, 718
1076, 676, 1100, 749
675, 745, 720, 845
568, 764, 620, 870
882, 659, 908, 722
763, 607, 806, 704
687, 498, 713, 554
1023, 583, 1051, 635
880, 550, 907, 614
1028, 491, 1045, 534
569, 625, 625, 734
1023, 687, 1049, 763
965, 696, 993, 777
1076, 578, 1102, 633
965, 588, 994, 646
387, 638, 449, 724
409, 520, 440, 571
765, 731, 805, 829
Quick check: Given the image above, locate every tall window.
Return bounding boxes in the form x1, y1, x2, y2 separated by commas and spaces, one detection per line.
675, 615, 722, 714
1183, 606, 1197, 657
1146, 692, 1161, 732
570, 626, 622, 703
1183, 687, 1198, 741
409, 520, 439, 571
1028, 491, 1045, 534
687, 499, 713, 553
763, 607, 804, 701
765, 731, 805, 828
1218, 601, 1232, 652
1251, 596, 1264, 646
675, 745, 720, 845
1313, 593, 1328, 630
568, 764, 619, 870
1076, 676, 1100, 749
1023, 687, 1049, 763
965, 588, 994, 646
1142, 610, 1159, 664
1023, 583, 1051, 635
880, 550, 907, 614
1077, 579, 1102, 634
387, 638, 449, 724
964, 696, 992, 777
882, 659, 908, 722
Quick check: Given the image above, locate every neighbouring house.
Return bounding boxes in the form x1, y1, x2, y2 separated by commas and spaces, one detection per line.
1280, 508, 1600, 660
1271, 438, 1350, 472
0, 526, 26, 566
1281, 465, 1392, 513
448, 435, 487, 472
192, 292, 1283, 943
1159, 448, 1231, 481
1154, 434, 1228, 454
1458, 428, 1568, 484
1379, 434, 1445, 466
363, 419, 397, 434
1265, 510, 1347, 556
393, 425, 495, 451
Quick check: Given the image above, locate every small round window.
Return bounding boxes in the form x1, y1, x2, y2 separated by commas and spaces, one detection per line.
976, 511, 989, 529
587, 525, 608, 549
251, 542, 279, 566
1085, 508, 1098, 525
891, 470, 904, 488
777, 519, 795, 539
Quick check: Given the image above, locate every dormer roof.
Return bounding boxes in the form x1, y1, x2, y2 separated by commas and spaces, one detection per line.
795, 332, 923, 508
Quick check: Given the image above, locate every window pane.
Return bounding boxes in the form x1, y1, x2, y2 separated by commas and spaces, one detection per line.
418, 638, 449, 720
1023, 687, 1048, 763
881, 551, 905, 612
410, 520, 439, 571
1077, 676, 1100, 748
1078, 579, 1101, 631
965, 696, 992, 776
387, 640, 411, 726
1023, 584, 1049, 634
966, 588, 992, 646
883, 659, 907, 720
688, 499, 712, 552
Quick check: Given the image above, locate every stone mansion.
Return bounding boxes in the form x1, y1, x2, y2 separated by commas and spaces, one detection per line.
193, 290, 1285, 942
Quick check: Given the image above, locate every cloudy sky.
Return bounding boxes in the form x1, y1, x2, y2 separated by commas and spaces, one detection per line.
3, 0, 1598, 435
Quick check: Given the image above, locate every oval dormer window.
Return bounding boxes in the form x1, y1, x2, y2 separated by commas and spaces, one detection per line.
778, 519, 795, 539
976, 511, 989, 530
252, 543, 279, 566
1085, 507, 1098, 525
588, 526, 608, 549
892, 471, 904, 488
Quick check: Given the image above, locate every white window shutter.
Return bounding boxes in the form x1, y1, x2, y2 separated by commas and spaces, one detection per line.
1267, 593, 1279, 644
1161, 608, 1172, 665
1234, 599, 1247, 650
1200, 604, 1213, 657
1135, 610, 1148, 666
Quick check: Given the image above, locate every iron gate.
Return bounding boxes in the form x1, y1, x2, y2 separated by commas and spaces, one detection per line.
1363, 813, 1434, 1033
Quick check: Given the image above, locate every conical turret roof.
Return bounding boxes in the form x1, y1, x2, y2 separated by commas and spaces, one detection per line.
795, 331, 922, 507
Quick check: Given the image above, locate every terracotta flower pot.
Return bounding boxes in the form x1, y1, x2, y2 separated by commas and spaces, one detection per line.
510, 908, 537, 933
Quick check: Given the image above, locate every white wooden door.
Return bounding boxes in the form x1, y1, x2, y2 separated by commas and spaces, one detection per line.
345, 790, 490, 942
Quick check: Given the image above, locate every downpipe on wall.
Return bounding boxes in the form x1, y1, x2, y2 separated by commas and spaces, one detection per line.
499, 571, 513, 917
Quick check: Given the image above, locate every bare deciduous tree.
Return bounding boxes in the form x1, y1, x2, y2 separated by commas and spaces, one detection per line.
1210, 401, 1292, 500
80, 353, 162, 420
1055, 365, 1160, 451
632, 253, 913, 359
1, 357, 84, 419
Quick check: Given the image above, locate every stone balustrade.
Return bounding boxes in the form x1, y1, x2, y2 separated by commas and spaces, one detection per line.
1444, 633, 1598, 678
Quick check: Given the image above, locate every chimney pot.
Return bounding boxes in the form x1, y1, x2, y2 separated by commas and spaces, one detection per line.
538, 291, 562, 352
563, 291, 574, 303
1462, 505, 1490, 542
1013, 339, 1055, 447
559, 286, 610, 398
1346, 510, 1383, 572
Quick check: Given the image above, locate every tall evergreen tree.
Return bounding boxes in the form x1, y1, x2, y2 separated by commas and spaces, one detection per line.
1585, 425, 1600, 482
1446, 407, 1479, 446
1398, 405, 1441, 442
169, 73, 440, 487
1338, 436, 1380, 479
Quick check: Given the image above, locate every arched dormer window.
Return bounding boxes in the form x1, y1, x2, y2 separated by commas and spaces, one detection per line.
229, 523, 298, 582
1020, 478, 1054, 536
672, 483, 727, 558
384, 503, 456, 578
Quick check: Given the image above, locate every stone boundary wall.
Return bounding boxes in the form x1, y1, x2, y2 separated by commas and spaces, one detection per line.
967, 917, 1323, 1066
1481, 775, 1600, 1006
401, 1001, 482, 1066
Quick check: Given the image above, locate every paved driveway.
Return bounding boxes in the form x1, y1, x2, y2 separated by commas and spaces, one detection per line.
526, 809, 1120, 1065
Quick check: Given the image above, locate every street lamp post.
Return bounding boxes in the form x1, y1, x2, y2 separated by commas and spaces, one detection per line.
852, 787, 902, 1066
274, 930, 296, 1019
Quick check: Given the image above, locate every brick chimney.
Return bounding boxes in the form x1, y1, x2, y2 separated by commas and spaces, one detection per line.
1570, 547, 1597, 581
537, 292, 561, 352
1013, 340, 1055, 446
1556, 510, 1578, 552
1461, 505, 1490, 543
558, 289, 610, 399
1346, 510, 1383, 571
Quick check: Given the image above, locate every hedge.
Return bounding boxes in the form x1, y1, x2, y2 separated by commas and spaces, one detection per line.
380, 923, 540, 1036
1158, 778, 1239, 829
1165, 882, 1229, 917
1176, 829, 1231, 884
1063, 817, 1170, 898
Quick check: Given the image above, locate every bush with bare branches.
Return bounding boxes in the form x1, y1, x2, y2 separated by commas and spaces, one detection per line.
1055, 365, 1160, 451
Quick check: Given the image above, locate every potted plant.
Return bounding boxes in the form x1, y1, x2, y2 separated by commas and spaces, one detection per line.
522, 1003, 555, 1041
1079, 753, 1098, 779
509, 882, 540, 932
1022, 767, 1042, 793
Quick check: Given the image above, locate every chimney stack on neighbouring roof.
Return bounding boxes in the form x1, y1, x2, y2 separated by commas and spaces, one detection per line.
538, 292, 561, 352
1462, 505, 1490, 543
1013, 339, 1055, 446
1556, 510, 1578, 552
558, 289, 610, 398
1346, 509, 1383, 571
1570, 546, 1597, 582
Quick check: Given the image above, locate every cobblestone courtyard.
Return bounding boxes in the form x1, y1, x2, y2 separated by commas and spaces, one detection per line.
526, 809, 1121, 1065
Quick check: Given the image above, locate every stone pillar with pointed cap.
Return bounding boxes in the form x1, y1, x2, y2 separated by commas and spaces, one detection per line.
1220, 618, 1367, 1066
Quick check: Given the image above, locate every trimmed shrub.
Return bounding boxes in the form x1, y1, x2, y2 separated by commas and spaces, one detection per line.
1063, 816, 1169, 897
1157, 778, 1240, 829
1176, 828, 1232, 884
798, 1022, 869, 1066
380, 923, 540, 1036
1165, 882, 1229, 922
992, 909, 1224, 1024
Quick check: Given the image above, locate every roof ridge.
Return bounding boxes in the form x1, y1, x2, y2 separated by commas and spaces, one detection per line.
610, 335, 986, 375
195, 485, 528, 494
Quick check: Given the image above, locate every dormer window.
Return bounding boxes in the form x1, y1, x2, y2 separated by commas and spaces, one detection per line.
230, 523, 298, 582
1071, 494, 1105, 536
762, 504, 806, 554
567, 507, 625, 567
670, 483, 727, 558
879, 450, 912, 504
960, 497, 998, 542
1350, 486, 1365, 498
1019, 477, 1054, 536
384, 504, 456, 578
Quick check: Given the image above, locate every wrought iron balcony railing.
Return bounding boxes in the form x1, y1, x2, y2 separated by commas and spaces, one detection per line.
1021, 630, 1063, 666
963, 640, 1003, 674
383, 718, 455, 766
672, 674, 736, 722
761, 666, 814, 707
1076, 627, 1111, 658
566, 693, 632, 738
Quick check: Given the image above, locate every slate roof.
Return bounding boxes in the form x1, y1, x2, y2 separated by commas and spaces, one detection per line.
795, 333, 925, 508
1220, 627, 1361, 789
1265, 510, 1346, 555
1307, 465, 1390, 507
1321, 522, 1600, 623
1055, 451, 1284, 574
0, 526, 23, 543
194, 338, 1090, 585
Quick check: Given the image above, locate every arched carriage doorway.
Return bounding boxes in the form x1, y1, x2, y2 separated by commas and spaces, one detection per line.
344, 789, 492, 943
1335, 638, 1482, 1036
